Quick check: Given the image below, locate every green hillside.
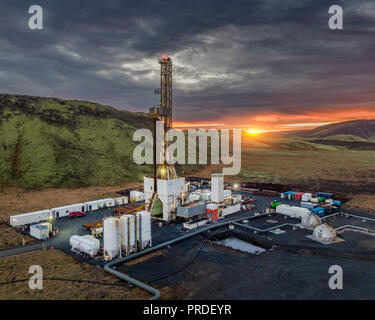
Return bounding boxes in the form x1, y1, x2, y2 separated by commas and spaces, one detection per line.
0, 94, 156, 189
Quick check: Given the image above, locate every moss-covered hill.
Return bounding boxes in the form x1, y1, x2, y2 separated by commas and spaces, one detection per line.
0, 94, 155, 189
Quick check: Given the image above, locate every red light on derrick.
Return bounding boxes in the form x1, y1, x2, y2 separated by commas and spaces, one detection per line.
162, 55, 167, 61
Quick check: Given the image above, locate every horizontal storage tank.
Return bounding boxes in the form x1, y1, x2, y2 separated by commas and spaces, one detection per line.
51, 203, 85, 218
136, 211, 152, 250
104, 217, 120, 260
70, 235, 100, 258
10, 209, 52, 227
120, 215, 136, 256
276, 205, 310, 219
177, 203, 206, 218
206, 203, 219, 221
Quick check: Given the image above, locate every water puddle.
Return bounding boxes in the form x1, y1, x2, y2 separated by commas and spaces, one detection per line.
218, 237, 266, 255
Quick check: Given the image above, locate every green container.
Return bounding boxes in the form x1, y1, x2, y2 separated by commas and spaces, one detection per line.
317, 197, 326, 202
151, 199, 163, 216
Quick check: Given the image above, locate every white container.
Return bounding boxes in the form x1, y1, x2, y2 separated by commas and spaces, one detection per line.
114, 196, 128, 206
103, 217, 120, 260
136, 211, 152, 250
325, 199, 333, 204
84, 198, 115, 211
223, 189, 232, 198
30, 223, 50, 240
130, 191, 144, 202
51, 203, 85, 218
222, 203, 241, 217
70, 235, 100, 258
232, 194, 242, 204
201, 189, 211, 201
10, 209, 52, 227
310, 197, 319, 203
302, 193, 312, 202
187, 193, 201, 203
211, 174, 224, 203
120, 214, 136, 255
280, 193, 286, 199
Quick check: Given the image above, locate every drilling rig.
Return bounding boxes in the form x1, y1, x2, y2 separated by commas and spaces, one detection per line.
144, 56, 187, 221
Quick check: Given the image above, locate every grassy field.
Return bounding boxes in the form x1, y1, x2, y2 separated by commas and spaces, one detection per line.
0, 249, 151, 300
0, 223, 35, 250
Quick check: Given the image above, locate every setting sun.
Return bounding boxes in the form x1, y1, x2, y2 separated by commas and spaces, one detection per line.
245, 129, 261, 135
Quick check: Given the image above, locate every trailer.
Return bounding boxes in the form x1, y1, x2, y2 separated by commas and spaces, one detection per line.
51, 203, 85, 218
84, 198, 115, 212
10, 209, 52, 227
70, 235, 100, 258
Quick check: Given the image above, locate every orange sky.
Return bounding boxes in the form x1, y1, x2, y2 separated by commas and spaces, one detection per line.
174, 108, 375, 132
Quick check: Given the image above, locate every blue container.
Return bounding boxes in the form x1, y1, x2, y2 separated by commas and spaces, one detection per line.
332, 200, 341, 207
311, 207, 325, 217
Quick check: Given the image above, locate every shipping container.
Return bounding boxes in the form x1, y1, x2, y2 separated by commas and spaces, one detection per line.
30, 223, 50, 240
301, 201, 316, 210
177, 203, 206, 218
301, 193, 312, 202
222, 203, 241, 217
51, 203, 85, 218
311, 207, 325, 217
10, 209, 52, 227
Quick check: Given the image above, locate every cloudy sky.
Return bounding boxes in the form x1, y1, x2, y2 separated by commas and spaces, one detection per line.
1, 0, 375, 130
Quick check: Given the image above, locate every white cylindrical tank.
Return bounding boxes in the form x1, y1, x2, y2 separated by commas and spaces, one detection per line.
120, 214, 136, 255
104, 217, 120, 260
136, 211, 152, 250
301, 213, 322, 229
313, 224, 336, 243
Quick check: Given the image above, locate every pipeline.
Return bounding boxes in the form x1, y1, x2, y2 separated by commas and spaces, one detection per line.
104, 212, 270, 300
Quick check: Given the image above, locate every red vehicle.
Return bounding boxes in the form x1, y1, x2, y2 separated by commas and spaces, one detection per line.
69, 211, 85, 218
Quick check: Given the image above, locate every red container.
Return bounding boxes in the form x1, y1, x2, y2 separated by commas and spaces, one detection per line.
206, 203, 219, 221
294, 193, 304, 201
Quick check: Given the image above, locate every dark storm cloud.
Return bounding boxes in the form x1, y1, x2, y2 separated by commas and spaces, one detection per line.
0, 0, 374, 122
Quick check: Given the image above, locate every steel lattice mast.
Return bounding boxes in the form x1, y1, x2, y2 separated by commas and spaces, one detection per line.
149, 56, 177, 181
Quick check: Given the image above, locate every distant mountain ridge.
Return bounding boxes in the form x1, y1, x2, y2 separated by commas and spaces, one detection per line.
299, 119, 375, 140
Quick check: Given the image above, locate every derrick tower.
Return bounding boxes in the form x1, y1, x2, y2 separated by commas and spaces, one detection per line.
150, 56, 177, 180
